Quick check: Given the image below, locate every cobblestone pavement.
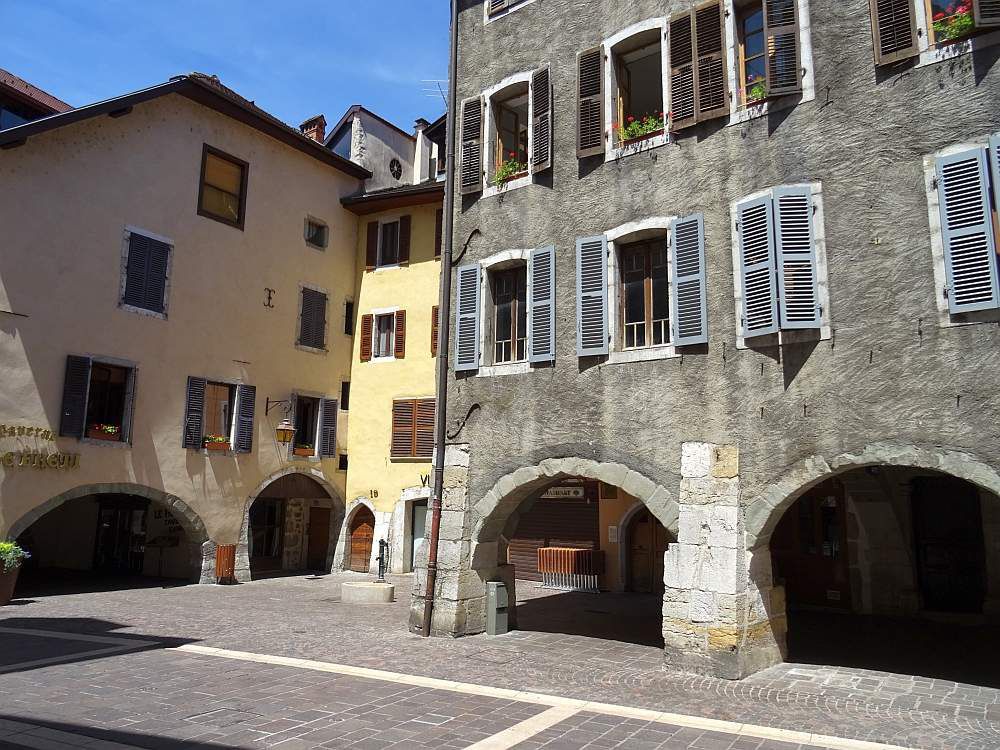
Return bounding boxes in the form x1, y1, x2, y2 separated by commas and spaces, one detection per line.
0, 572, 997, 749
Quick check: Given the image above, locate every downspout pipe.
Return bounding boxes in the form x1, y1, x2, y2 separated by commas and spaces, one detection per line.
422, 0, 460, 637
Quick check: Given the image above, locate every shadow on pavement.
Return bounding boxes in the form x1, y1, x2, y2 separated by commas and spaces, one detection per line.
15, 569, 191, 598
514, 587, 664, 647
0, 714, 236, 750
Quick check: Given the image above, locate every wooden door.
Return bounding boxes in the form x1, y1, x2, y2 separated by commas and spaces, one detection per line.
349, 507, 375, 573
628, 510, 654, 593
306, 506, 331, 571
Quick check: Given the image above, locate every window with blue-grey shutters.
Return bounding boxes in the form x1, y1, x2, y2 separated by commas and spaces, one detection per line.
122, 231, 170, 314
298, 288, 328, 349
576, 235, 609, 356
669, 214, 709, 346
454, 264, 481, 371
735, 186, 821, 339
528, 246, 556, 363
184, 376, 255, 452
60, 355, 136, 442
233, 384, 256, 454
319, 397, 338, 458
936, 147, 1000, 314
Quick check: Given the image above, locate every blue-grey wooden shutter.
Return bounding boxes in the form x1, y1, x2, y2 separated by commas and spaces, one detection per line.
736, 195, 780, 337
669, 214, 709, 345
121, 367, 137, 444
299, 288, 327, 349
59, 355, 92, 438
937, 148, 1000, 313
530, 67, 552, 175
318, 398, 338, 457
774, 185, 821, 329
576, 235, 609, 356
454, 264, 481, 371
182, 376, 206, 449
528, 245, 556, 363
123, 232, 169, 314
234, 384, 255, 454
286, 392, 298, 459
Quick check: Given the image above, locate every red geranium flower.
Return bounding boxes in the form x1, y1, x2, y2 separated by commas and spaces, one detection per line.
627, 115, 635, 123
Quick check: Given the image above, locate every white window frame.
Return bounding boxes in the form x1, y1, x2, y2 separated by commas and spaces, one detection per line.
480, 71, 538, 199
476, 249, 535, 377
304, 215, 328, 250
290, 389, 326, 461
371, 306, 399, 362
119, 225, 173, 321
484, 0, 538, 25
729, 182, 831, 349
295, 282, 330, 354
376, 215, 403, 269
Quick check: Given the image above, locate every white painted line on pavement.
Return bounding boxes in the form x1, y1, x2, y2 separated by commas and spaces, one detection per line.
463, 705, 581, 750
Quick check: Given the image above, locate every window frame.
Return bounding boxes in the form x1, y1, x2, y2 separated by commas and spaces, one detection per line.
490, 265, 529, 364
292, 393, 322, 457
197, 144, 249, 230
119, 225, 173, 320
377, 218, 402, 267
618, 238, 670, 350
372, 311, 397, 360
83, 359, 135, 445
736, 1, 768, 107
304, 216, 329, 250
479, 71, 540, 198
484, 0, 537, 23
202, 380, 237, 449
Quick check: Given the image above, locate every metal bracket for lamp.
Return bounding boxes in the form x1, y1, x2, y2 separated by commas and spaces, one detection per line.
265, 398, 291, 417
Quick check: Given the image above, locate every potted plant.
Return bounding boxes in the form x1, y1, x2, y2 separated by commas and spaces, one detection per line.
493, 151, 528, 187
86, 422, 121, 441
616, 112, 665, 146
203, 434, 230, 452
293, 444, 315, 457
746, 78, 768, 105
933, 2, 975, 43
0, 542, 29, 606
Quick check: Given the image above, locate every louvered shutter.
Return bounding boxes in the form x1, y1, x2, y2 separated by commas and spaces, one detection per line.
182, 376, 206, 449
415, 398, 436, 458
936, 148, 1000, 313
454, 264, 481, 371
366, 221, 378, 269
391, 399, 416, 457
695, 2, 728, 121
669, 214, 708, 346
394, 309, 406, 358
145, 237, 169, 314
531, 67, 552, 174
460, 96, 484, 195
360, 313, 373, 362
434, 209, 443, 258
286, 393, 298, 459
121, 368, 137, 444
577, 47, 605, 158
870, 0, 919, 65
670, 13, 697, 130
575, 235, 609, 356
398, 215, 411, 264
736, 196, 780, 337
488, 0, 509, 15
528, 245, 556, 363
59, 355, 92, 438
299, 288, 327, 349
234, 384, 256, 454
123, 233, 149, 309
318, 397, 338, 457
764, 0, 802, 97
774, 186, 821, 328
975, 0, 1000, 26
431, 305, 440, 356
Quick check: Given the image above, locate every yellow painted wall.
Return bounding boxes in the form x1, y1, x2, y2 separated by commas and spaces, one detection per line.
345, 204, 441, 514
598, 489, 640, 593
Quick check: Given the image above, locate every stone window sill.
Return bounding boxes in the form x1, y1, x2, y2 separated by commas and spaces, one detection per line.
476, 361, 533, 377
606, 133, 668, 163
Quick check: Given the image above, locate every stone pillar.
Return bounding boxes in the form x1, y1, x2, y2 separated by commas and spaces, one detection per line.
981, 490, 1000, 619
662, 442, 785, 680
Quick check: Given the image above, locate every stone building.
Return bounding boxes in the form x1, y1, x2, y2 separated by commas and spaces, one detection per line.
414, 0, 1000, 680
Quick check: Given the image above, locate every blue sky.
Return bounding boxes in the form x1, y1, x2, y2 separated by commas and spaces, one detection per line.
2, 1, 450, 131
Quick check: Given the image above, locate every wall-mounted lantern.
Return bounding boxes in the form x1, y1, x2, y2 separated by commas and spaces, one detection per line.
266, 397, 296, 444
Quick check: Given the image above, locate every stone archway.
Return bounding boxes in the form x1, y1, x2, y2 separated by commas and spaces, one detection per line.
332, 499, 388, 574
8, 483, 211, 583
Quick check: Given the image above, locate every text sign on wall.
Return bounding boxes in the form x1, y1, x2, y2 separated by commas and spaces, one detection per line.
0, 425, 56, 441
541, 486, 585, 499
0, 424, 79, 470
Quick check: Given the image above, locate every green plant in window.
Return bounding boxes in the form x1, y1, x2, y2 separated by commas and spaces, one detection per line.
493, 152, 527, 187
0, 541, 29, 572
933, 2, 975, 41
90, 423, 120, 436
615, 113, 664, 143
747, 79, 768, 104
203, 434, 229, 445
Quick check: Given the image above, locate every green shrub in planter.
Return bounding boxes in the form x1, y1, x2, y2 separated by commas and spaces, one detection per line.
0, 541, 29, 572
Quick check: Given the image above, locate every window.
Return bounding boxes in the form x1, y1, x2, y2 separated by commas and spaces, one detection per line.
374, 313, 395, 358
485, 0, 534, 20
927, 0, 999, 45
198, 145, 248, 229
360, 310, 406, 362
340, 381, 350, 411
613, 34, 664, 145
870, 0, 920, 65
492, 85, 529, 184
619, 239, 669, 349
492, 267, 528, 363
735, 0, 802, 102
293, 395, 320, 456
288, 394, 338, 458
669, 3, 728, 129
365, 217, 411, 268
344, 300, 355, 335
305, 218, 328, 249
58, 356, 136, 443
391, 398, 435, 459
298, 287, 328, 350
121, 230, 170, 315
380, 221, 400, 265
202, 381, 235, 448
181, 377, 256, 453
338, 453, 349, 471
738, 4, 767, 104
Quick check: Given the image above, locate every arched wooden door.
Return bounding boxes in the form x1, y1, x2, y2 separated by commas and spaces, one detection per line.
627, 509, 669, 593
349, 507, 375, 573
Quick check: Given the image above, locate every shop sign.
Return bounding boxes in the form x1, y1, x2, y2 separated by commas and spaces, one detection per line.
541, 486, 585, 499
1, 450, 80, 470
0, 424, 56, 441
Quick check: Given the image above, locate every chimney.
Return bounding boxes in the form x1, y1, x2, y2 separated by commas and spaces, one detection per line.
299, 114, 326, 143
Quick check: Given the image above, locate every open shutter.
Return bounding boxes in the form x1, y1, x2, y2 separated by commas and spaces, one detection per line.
434, 209, 443, 258
59, 355, 92, 438
669, 214, 709, 346
360, 314, 373, 362
736, 195, 780, 338
234, 384, 256, 454
531, 67, 552, 174
764, 0, 802, 97
974, 0, 1000, 26
398, 215, 411, 264
869, 0, 919, 65
145, 236, 169, 314
575, 235, 609, 356
528, 245, 556, 363
415, 399, 436, 458
695, 2, 728, 121
182, 376, 206, 449
366, 221, 379, 269
318, 397, 338, 458
391, 399, 416, 457
454, 264, 481, 371
670, 13, 697, 130
431, 305, 440, 357
488, 0, 509, 15
460, 96, 484, 195
394, 309, 407, 358
123, 233, 150, 309
121, 368, 137, 444
774, 186, 821, 329
286, 393, 298, 460
937, 148, 1000, 313
577, 47, 605, 158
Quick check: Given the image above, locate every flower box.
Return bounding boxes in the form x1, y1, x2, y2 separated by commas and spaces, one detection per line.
293, 446, 315, 457
204, 441, 231, 452
933, 7, 975, 44
86, 425, 121, 441
620, 128, 665, 148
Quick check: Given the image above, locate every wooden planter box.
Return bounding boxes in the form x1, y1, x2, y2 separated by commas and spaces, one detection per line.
204, 442, 231, 452
293, 446, 315, 457
620, 128, 664, 148
86, 427, 120, 441
0, 564, 20, 606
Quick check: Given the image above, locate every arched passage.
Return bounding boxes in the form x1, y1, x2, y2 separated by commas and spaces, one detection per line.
10, 483, 209, 592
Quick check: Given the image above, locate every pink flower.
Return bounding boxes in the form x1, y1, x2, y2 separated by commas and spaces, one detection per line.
627, 115, 635, 123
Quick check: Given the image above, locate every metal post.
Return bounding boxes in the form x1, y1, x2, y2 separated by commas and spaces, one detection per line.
377, 538, 387, 583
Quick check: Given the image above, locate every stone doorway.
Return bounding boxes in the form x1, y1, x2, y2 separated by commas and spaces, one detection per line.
349, 507, 375, 573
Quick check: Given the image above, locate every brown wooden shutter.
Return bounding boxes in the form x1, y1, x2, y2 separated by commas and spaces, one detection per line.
669, 13, 697, 130
360, 314, 373, 362
398, 215, 411, 264
391, 399, 416, 457
975, 0, 1000, 26
577, 46, 605, 158
434, 208, 443, 258
530, 66, 552, 173
366, 221, 378, 269
870, 0, 919, 65
764, 0, 802, 97
460, 96, 484, 194
394, 309, 406, 358
415, 398, 435, 458
695, 2, 728, 121
431, 305, 440, 356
